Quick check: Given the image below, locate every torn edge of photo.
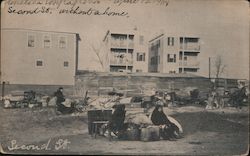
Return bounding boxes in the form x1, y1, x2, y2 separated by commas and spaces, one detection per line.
0, 0, 249, 155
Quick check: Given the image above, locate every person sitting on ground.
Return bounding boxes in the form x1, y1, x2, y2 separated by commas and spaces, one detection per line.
235, 82, 248, 109
108, 104, 127, 138
151, 104, 180, 140
54, 87, 74, 114
206, 90, 219, 109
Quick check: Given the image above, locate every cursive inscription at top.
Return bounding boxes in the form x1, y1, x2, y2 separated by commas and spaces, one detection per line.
7, 6, 129, 17
4, 0, 169, 17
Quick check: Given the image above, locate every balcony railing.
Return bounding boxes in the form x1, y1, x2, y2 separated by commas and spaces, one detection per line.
180, 44, 200, 51
110, 39, 134, 49
179, 61, 200, 68
110, 54, 133, 65
111, 42, 127, 48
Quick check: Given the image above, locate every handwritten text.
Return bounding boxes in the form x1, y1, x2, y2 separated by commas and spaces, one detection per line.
7, 139, 71, 151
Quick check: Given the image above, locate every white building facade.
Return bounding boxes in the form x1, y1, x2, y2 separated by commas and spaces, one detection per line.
1, 28, 80, 85
103, 30, 148, 73
148, 34, 200, 74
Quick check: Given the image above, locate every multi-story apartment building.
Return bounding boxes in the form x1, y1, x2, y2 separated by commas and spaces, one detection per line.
148, 34, 200, 74
103, 30, 148, 73
1, 28, 80, 85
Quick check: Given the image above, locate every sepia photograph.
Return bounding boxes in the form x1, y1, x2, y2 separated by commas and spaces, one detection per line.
0, 0, 249, 155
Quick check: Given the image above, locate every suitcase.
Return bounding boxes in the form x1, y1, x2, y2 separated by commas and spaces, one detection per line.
140, 126, 160, 141
124, 128, 140, 141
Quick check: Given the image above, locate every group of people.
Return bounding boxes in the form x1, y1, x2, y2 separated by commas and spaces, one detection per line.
54, 87, 181, 140
108, 102, 181, 141
206, 81, 249, 110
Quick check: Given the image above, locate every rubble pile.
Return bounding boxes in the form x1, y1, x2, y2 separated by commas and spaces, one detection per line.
126, 112, 152, 126
88, 95, 121, 109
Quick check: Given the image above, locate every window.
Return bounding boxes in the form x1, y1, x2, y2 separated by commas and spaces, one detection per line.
169, 71, 176, 74
36, 60, 43, 66
157, 40, 160, 47
167, 37, 174, 46
139, 35, 144, 45
136, 53, 145, 61
136, 69, 142, 73
150, 56, 158, 65
150, 56, 160, 64
59, 36, 67, 48
43, 35, 51, 48
167, 54, 176, 63
129, 35, 134, 40
64, 61, 69, 67
28, 34, 35, 47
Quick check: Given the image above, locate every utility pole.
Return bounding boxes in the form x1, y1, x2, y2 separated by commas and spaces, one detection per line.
2, 81, 5, 103
209, 57, 211, 79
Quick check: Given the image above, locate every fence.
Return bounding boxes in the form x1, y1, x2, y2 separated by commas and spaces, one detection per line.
1, 72, 244, 99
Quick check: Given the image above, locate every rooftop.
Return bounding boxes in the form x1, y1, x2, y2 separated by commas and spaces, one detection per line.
1, 28, 80, 35
149, 33, 200, 43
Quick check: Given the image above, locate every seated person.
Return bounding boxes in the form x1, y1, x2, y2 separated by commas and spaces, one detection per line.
151, 104, 180, 140
54, 87, 75, 114
108, 104, 127, 137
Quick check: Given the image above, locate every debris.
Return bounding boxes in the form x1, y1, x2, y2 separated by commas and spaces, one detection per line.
48, 97, 57, 107
88, 95, 120, 109
62, 98, 72, 107
3, 99, 12, 108
126, 113, 152, 126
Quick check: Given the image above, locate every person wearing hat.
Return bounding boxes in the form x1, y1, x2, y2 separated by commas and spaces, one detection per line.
151, 104, 180, 140
54, 87, 74, 114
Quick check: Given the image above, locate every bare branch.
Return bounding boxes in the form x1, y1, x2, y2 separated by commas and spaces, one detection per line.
214, 55, 226, 79
91, 42, 108, 70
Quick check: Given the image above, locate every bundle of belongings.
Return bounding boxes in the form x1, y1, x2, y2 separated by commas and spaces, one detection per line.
3, 91, 43, 109
91, 103, 183, 141
88, 95, 120, 109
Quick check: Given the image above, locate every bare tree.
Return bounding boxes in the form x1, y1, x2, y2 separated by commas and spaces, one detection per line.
214, 55, 226, 79
213, 55, 226, 89
91, 44, 105, 69
91, 41, 109, 71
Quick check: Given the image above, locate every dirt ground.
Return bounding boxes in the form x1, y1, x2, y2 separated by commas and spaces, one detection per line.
0, 105, 249, 155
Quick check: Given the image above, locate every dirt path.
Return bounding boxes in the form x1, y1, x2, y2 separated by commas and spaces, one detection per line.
0, 106, 249, 155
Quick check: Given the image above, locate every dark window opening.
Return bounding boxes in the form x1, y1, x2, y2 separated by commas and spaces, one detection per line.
36, 60, 43, 66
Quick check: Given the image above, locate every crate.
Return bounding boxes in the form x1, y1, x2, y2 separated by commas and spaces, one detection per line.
87, 109, 112, 134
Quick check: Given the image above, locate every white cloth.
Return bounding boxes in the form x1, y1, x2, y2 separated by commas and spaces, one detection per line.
167, 115, 183, 133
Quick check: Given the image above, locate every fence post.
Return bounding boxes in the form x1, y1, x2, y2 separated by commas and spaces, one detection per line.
2, 81, 5, 103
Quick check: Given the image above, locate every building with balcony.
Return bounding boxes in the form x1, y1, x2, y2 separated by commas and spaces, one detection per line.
103, 30, 148, 73
148, 34, 200, 74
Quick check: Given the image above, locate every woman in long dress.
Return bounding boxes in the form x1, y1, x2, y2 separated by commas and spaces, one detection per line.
151, 104, 181, 140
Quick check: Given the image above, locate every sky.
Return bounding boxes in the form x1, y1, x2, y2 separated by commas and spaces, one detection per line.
1, 0, 249, 79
